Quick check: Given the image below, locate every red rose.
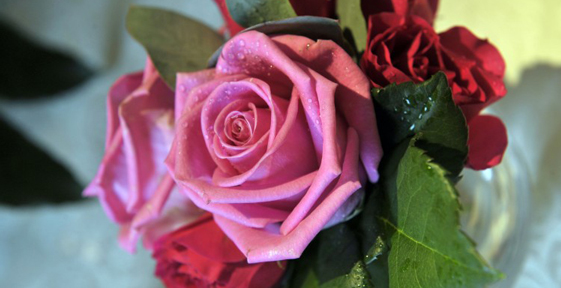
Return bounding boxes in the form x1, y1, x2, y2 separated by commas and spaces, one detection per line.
289, 0, 335, 18
362, 0, 440, 25
361, 13, 507, 169
153, 213, 286, 288
213, 0, 335, 37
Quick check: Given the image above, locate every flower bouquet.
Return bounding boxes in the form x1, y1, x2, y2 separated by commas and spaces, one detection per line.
85, 0, 508, 287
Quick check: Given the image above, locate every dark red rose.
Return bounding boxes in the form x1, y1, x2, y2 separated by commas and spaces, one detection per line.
213, 0, 336, 37
153, 214, 286, 288
361, 0, 440, 25
361, 13, 507, 169
289, 0, 336, 18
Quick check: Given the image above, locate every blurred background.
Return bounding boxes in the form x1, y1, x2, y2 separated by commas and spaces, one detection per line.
0, 0, 559, 287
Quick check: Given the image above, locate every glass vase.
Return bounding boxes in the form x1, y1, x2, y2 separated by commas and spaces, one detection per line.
457, 140, 532, 287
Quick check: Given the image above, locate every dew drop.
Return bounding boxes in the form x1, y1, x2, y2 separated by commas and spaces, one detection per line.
237, 53, 245, 60
179, 85, 186, 92
239, 39, 245, 47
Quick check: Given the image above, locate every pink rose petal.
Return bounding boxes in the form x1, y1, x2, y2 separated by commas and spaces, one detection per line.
272, 34, 383, 182
215, 128, 362, 263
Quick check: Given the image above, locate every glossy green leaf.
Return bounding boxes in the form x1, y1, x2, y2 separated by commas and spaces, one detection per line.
315, 224, 362, 284
226, 0, 297, 28
381, 140, 502, 287
126, 6, 224, 89
372, 72, 468, 176
321, 261, 373, 288
0, 117, 83, 205
336, 0, 367, 53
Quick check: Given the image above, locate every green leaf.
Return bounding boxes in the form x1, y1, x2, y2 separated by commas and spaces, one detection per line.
302, 270, 320, 288
372, 72, 468, 176
0, 19, 93, 99
0, 116, 84, 206
355, 180, 394, 288
381, 140, 502, 287
321, 261, 373, 288
336, 0, 367, 53
314, 224, 362, 284
226, 0, 297, 28
208, 16, 354, 68
126, 6, 224, 89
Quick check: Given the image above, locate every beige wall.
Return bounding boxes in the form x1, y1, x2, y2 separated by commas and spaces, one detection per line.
435, 1, 561, 84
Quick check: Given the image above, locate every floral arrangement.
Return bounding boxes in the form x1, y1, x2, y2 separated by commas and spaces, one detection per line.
85, 0, 508, 287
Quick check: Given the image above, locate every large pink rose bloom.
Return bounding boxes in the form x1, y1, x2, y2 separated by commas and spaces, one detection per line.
166, 31, 383, 263
85, 59, 201, 252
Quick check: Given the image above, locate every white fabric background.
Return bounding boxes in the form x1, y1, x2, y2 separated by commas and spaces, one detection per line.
0, 0, 559, 287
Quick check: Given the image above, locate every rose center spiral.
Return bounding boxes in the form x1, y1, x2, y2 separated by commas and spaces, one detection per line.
224, 111, 254, 146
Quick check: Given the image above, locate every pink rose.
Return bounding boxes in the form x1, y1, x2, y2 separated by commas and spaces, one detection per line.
166, 31, 383, 263
85, 59, 201, 252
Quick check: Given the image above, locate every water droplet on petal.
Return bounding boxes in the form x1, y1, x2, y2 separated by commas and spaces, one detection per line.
239, 39, 245, 47
237, 53, 245, 60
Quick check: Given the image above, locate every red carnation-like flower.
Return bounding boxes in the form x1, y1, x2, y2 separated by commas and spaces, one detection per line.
361, 13, 507, 169
153, 214, 286, 288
